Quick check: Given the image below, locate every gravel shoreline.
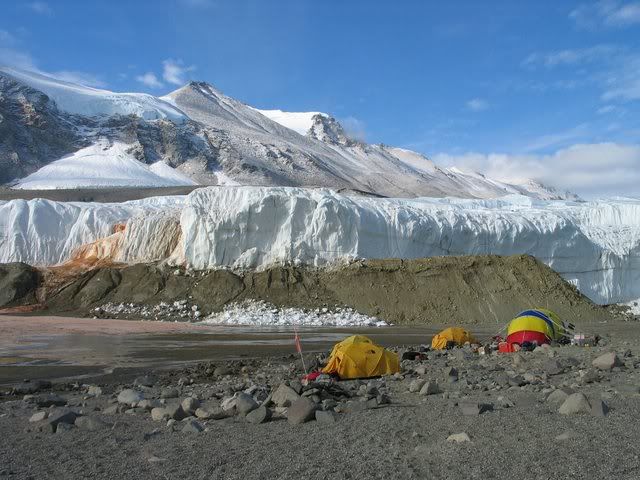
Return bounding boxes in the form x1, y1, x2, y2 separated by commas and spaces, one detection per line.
3, 328, 640, 480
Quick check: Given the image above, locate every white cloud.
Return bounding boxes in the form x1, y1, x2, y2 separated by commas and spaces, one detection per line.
135, 72, 164, 89
48, 70, 106, 88
522, 45, 619, 68
162, 59, 196, 85
597, 104, 617, 114
28, 2, 52, 15
570, 1, 640, 29
601, 55, 640, 101
433, 143, 640, 196
466, 98, 489, 112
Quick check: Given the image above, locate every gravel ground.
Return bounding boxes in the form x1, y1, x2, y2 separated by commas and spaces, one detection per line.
2, 330, 640, 480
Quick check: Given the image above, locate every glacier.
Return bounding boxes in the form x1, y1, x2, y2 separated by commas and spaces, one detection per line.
0, 186, 638, 305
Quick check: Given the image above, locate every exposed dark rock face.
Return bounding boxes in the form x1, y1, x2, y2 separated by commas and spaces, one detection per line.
0, 262, 40, 307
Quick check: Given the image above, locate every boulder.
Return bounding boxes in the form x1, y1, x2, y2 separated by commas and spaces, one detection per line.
271, 383, 300, 407
546, 389, 571, 407
444, 367, 459, 383
235, 393, 258, 416
409, 379, 426, 393
164, 404, 188, 421
29, 411, 48, 423
246, 406, 271, 424
592, 352, 623, 371
419, 381, 440, 396
447, 432, 471, 443
47, 410, 77, 433
151, 407, 167, 421
181, 397, 200, 415
558, 393, 591, 415
287, 397, 316, 425
117, 389, 144, 406
13, 380, 51, 395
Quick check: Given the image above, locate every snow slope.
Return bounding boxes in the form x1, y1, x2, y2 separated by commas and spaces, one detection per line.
0, 187, 638, 304
0, 67, 186, 121
14, 140, 197, 189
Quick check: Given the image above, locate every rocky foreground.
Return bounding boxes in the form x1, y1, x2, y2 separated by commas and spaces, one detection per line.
2, 334, 640, 479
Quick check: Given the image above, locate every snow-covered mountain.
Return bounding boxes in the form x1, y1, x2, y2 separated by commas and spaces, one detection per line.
0, 67, 576, 199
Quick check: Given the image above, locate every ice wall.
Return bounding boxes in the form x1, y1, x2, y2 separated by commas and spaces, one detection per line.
180, 187, 640, 304
0, 197, 184, 266
1, 187, 639, 305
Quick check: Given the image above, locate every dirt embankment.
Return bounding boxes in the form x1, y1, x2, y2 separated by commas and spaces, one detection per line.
0, 255, 620, 325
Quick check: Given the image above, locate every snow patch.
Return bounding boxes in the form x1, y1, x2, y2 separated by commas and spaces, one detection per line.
14, 140, 197, 190
200, 300, 388, 327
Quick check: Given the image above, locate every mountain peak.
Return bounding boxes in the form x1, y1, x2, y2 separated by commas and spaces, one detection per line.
308, 114, 356, 146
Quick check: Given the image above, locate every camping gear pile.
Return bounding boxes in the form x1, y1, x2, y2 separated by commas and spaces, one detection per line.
321, 335, 400, 380
313, 308, 588, 382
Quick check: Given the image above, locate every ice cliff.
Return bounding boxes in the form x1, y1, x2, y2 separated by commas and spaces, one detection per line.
0, 187, 638, 305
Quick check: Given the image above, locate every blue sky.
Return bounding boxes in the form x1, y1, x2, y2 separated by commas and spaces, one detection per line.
1, 0, 639, 196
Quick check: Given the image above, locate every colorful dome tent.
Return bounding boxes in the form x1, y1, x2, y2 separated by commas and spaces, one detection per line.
431, 327, 477, 350
506, 308, 570, 346
322, 335, 400, 379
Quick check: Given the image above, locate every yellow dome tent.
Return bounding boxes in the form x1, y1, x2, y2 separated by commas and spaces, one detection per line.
431, 327, 476, 350
322, 335, 400, 379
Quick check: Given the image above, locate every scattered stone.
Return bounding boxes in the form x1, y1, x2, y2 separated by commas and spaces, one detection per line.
47, 410, 77, 433
13, 380, 52, 395
151, 407, 167, 422
236, 393, 259, 416
163, 404, 187, 421
87, 386, 103, 397
35, 394, 67, 408
546, 389, 570, 407
447, 432, 471, 443
444, 367, 459, 383
181, 397, 200, 415
496, 396, 515, 408
181, 419, 205, 433
103, 404, 120, 415
321, 399, 338, 411
138, 399, 162, 410
287, 397, 316, 425
246, 406, 271, 424
160, 387, 180, 399
29, 411, 48, 423
558, 393, 592, 415
272, 384, 300, 407
419, 381, 440, 396
591, 399, 610, 417
409, 379, 426, 393
592, 352, 623, 371
117, 389, 144, 406
315, 410, 338, 424
580, 370, 600, 384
